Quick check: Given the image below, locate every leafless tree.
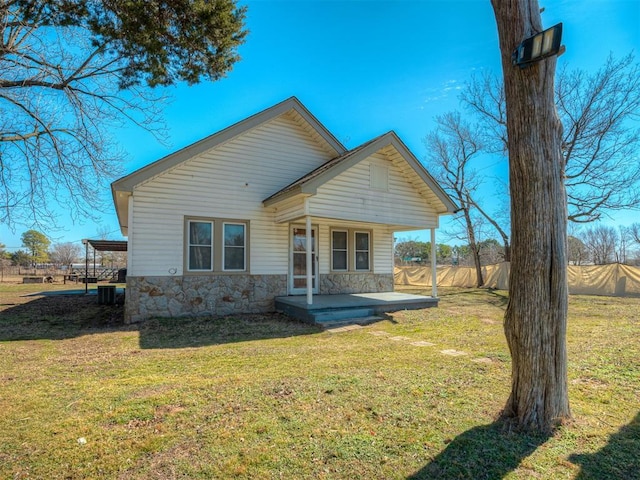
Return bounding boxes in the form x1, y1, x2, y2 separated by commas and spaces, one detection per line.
1, 1, 247, 229
492, 0, 570, 431
425, 111, 486, 286
630, 223, 640, 245
616, 226, 631, 264
567, 236, 588, 266
49, 242, 81, 267
462, 54, 640, 224
558, 55, 640, 222
471, 195, 511, 262
627, 223, 640, 265
582, 225, 618, 265
1, 14, 161, 228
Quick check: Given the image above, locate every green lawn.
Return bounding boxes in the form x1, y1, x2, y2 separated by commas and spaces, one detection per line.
0, 284, 638, 479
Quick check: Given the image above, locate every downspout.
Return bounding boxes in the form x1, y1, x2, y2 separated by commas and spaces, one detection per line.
305, 198, 313, 305
431, 228, 437, 298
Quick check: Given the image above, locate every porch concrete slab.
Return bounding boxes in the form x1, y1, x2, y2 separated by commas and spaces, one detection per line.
275, 292, 438, 325
275, 292, 438, 311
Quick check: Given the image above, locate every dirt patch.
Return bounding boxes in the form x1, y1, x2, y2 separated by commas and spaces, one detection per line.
480, 317, 501, 325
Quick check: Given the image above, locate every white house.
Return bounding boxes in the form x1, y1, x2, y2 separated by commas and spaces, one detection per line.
111, 97, 457, 323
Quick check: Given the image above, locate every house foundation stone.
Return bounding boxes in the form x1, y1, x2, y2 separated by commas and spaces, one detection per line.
125, 274, 287, 323
319, 273, 394, 294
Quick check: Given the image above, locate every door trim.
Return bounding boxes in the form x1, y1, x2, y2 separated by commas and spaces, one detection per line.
289, 224, 319, 295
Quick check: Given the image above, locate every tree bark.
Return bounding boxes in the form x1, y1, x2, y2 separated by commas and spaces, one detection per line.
491, 0, 571, 430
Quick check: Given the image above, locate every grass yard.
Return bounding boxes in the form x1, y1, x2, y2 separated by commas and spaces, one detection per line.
0, 283, 638, 479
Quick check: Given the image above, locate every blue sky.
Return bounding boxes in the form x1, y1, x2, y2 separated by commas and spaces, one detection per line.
2, 0, 639, 251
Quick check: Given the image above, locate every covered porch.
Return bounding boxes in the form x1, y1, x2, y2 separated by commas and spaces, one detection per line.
275, 291, 438, 327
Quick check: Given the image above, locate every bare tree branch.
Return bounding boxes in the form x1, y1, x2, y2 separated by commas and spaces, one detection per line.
425, 111, 488, 286
0, 0, 246, 228
461, 54, 640, 224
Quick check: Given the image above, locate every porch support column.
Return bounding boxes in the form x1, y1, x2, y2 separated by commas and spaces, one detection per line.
305, 198, 313, 305
430, 228, 437, 298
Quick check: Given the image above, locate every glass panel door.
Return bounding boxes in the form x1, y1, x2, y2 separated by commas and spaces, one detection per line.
290, 226, 318, 294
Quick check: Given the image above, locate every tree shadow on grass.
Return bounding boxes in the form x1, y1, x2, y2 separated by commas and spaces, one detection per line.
137, 313, 322, 349
569, 411, 640, 480
408, 419, 551, 480
0, 292, 323, 348
0, 293, 129, 341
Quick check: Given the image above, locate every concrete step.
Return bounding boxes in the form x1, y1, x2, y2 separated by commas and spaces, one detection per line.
311, 308, 375, 323
321, 315, 384, 329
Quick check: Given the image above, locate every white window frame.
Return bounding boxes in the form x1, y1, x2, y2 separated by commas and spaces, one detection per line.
187, 219, 214, 272
222, 222, 246, 272
331, 229, 349, 272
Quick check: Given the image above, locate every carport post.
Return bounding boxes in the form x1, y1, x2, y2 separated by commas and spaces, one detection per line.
82, 239, 88, 294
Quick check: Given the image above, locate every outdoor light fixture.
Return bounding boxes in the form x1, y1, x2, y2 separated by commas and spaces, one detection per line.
512, 23, 563, 67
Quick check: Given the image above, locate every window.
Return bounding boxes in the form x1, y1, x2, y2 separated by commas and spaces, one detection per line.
223, 223, 246, 271
188, 220, 213, 271
185, 217, 249, 273
330, 228, 372, 272
331, 230, 348, 271
355, 231, 370, 271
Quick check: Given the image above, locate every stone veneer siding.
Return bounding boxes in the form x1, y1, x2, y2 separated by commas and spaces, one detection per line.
319, 273, 394, 295
125, 272, 394, 323
125, 274, 287, 323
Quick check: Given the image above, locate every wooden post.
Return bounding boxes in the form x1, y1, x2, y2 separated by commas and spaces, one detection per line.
305, 199, 313, 305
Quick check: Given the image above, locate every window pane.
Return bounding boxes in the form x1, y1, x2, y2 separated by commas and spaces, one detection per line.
293, 228, 315, 252
222, 223, 246, 270
293, 253, 306, 275
332, 231, 347, 249
355, 232, 369, 251
189, 246, 212, 270
225, 224, 245, 247
190, 222, 211, 246
333, 251, 347, 270
356, 252, 369, 270
189, 221, 212, 270
224, 246, 245, 270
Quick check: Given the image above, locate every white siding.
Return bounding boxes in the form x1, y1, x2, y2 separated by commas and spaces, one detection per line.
129, 116, 332, 276
273, 196, 306, 224
309, 152, 439, 228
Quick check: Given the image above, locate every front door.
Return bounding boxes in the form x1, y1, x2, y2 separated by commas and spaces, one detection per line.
289, 226, 318, 295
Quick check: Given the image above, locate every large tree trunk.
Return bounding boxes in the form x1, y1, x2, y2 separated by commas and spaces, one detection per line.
491, 0, 571, 430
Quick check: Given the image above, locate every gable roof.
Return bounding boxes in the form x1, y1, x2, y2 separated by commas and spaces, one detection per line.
111, 97, 347, 232
263, 131, 458, 215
